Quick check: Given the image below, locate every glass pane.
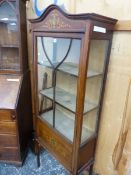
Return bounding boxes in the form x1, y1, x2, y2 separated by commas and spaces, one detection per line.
40, 104, 75, 141
81, 40, 109, 144
0, 1, 19, 70
37, 36, 81, 142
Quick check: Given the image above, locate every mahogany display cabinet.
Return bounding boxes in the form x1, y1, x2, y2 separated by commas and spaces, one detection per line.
30, 5, 117, 175
0, 0, 33, 165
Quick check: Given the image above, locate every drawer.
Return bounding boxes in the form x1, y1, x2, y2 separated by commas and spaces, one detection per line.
0, 134, 18, 147
37, 118, 72, 171
0, 121, 17, 134
0, 110, 16, 122
0, 147, 19, 162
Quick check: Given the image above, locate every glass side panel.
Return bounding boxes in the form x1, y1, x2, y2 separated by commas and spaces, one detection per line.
0, 1, 19, 70
37, 36, 81, 142
81, 40, 109, 145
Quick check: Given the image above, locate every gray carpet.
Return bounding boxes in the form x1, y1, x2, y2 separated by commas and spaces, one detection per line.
0, 150, 69, 175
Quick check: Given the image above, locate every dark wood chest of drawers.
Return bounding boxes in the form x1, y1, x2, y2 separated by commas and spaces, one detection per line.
0, 73, 33, 165
0, 110, 19, 163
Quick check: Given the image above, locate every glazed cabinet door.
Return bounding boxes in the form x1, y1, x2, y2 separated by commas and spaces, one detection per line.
0, 0, 19, 71
36, 36, 82, 143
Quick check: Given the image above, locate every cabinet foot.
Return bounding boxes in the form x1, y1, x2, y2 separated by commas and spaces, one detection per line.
35, 140, 40, 167
89, 165, 93, 175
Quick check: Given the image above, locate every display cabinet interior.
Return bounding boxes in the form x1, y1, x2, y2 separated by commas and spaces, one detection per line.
37, 37, 109, 144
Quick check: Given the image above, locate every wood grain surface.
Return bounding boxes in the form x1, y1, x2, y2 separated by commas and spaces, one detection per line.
0, 75, 21, 109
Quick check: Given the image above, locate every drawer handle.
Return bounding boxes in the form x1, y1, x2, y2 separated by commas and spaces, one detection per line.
11, 114, 16, 120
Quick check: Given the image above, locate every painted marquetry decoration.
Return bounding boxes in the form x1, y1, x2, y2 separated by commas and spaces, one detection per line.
42, 10, 71, 29
37, 119, 72, 164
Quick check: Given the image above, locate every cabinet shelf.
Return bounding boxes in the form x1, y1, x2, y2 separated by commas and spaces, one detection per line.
39, 109, 94, 143
38, 62, 103, 78
40, 87, 98, 114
